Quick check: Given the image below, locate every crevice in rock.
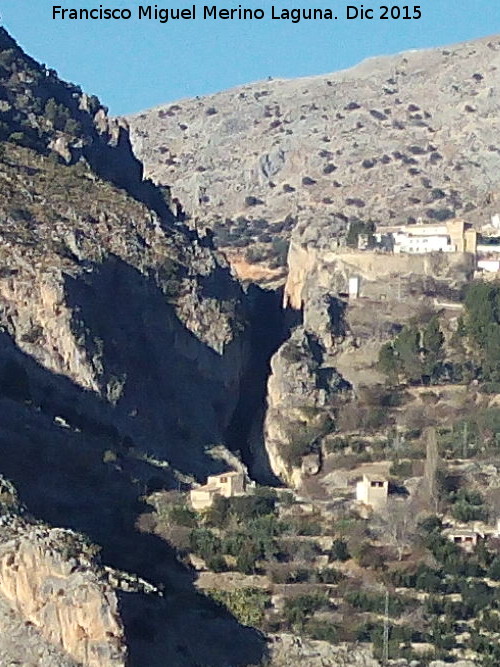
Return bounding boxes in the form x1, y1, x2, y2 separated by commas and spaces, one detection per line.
225, 285, 292, 484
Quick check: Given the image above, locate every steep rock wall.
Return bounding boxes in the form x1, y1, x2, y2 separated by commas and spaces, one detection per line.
0, 517, 126, 666
264, 220, 474, 485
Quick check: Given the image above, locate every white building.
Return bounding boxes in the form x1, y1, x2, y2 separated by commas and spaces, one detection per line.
393, 231, 455, 254
348, 276, 360, 299
477, 259, 500, 273
374, 220, 476, 256
356, 474, 389, 510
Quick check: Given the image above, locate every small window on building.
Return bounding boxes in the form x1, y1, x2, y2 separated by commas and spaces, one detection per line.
220, 476, 227, 483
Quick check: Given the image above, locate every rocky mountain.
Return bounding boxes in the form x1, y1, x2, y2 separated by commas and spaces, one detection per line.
2, 23, 500, 666
0, 26, 249, 480
129, 35, 500, 284
0, 26, 277, 666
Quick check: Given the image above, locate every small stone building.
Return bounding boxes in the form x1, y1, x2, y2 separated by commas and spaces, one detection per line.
190, 471, 247, 511
444, 528, 479, 553
356, 473, 389, 510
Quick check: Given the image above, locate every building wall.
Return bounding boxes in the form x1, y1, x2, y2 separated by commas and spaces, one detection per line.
446, 533, 478, 552
228, 474, 246, 495
377, 220, 476, 256
356, 478, 388, 509
190, 489, 218, 511
478, 260, 500, 273
206, 473, 246, 498
394, 233, 453, 254
477, 244, 500, 254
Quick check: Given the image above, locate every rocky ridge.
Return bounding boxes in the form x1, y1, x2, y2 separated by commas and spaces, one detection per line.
129, 35, 500, 283
0, 25, 249, 479
0, 27, 274, 667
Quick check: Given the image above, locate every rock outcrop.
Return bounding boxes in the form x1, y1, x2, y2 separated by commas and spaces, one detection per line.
263, 326, 351, 485
0, 593, 78, 666
268, 634, 478, 666
261, 212, 475, 484
268, 634, 380, 666
0, 514, 126, 666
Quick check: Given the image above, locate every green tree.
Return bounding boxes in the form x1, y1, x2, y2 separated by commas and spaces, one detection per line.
378, 342, 399, 382
208, 588, 268, 627
423, 428, 440, 512
462, 281, 500, 381
487, 557, 500, 581
422, 316, 444, 379
393, 326, 422, 382
44, 98, 71, 132
330, 538, 350, 562
483, 323, 500, 382
346, 220, 375, 248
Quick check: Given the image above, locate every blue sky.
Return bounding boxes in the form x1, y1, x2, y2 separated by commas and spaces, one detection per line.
1, 1, 499, 115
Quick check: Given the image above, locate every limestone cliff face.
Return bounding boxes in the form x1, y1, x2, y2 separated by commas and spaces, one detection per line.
0, 25, 250, 479
0, 515, 126, 666
263, 216, 474, 485
0, 143, 248, 478
263, 307, 351, 486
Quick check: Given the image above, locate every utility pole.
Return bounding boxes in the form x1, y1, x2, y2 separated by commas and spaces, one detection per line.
382, 589, 389, 665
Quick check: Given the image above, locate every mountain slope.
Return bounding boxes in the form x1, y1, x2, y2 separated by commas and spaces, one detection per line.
0, 27, 273, 666
129, 35, 500, 283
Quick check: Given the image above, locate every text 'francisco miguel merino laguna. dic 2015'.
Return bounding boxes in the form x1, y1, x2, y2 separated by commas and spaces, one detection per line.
52, 5, 342, 23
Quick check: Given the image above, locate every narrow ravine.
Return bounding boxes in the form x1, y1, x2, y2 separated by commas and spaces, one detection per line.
225, 285, 295, 484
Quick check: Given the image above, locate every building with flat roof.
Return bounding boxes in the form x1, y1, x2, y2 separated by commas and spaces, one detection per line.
355, 473, 389, 510
372, 219, 477, 256
443, 528, 480, 553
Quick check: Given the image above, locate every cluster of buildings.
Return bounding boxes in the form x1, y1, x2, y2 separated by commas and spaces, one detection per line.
188, 470, 500, 559
355, 215, 500, 274
355, 472, 500, 553
361, 219, 478, 256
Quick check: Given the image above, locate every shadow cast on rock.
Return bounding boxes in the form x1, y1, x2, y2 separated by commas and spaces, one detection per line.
0, 265, 267, 666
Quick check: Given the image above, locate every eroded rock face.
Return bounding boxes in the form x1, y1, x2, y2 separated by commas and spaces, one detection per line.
262, 211, 474, 485
0, 28, 250, 481
267, 634, 380, 666
0, 594, 78, 667
0, 515, 126, 666
0, 166, 247, 478
263, 324, 351, 486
